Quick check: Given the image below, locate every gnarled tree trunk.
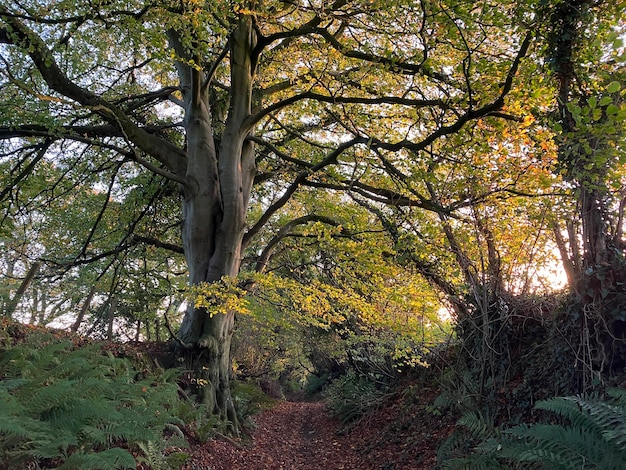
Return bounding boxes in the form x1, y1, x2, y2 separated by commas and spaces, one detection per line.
174, 16, 257, 433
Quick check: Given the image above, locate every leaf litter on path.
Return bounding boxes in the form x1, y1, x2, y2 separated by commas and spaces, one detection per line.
181, 394, 453, 470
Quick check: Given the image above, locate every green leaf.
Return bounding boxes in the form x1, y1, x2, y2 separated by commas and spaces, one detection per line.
599, 96, 613, 106
607, 81, 621, 93
606, 104, 619, 116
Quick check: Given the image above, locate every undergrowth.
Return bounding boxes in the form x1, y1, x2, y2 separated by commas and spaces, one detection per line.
0, 326, 190, 469
324, 370, 388, 424
439, 388, 626, 469
0, 321, 278, 469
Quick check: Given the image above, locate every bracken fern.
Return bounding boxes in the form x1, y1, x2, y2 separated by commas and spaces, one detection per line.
0, 332, 188, 469
495, 389, 626, 469
441, 388, 626, 469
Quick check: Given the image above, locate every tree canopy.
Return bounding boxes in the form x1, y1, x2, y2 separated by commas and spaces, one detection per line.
1, 0, 625, 432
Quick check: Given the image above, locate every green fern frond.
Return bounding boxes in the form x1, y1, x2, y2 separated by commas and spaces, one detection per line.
535, 396, 599, 430
497, 390, 626, 470
568, 395, 626, 445
535, 392, 626, 452
457, 411, 496, 441
57, 448, 136, 470
0, 415, 51, 443
440, 450, 505, 469
505, 423, 611, 468
0, 378, 29, 392
439, 389, 626, 470
137, 438, 191, 470
137, 441, 167, 470
0, 332, 190, 469
438, 410, 508, 469
29, 380, 77, 414
535, 395, 615, 440
608, 388, 626, 405
0, 387, 24, 413
79, 425, 113, 447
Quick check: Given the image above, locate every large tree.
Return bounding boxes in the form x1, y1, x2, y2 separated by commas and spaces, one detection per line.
0, 0, 533, 429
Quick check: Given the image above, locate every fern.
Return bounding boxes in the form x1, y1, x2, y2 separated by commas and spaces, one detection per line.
456, 411, 496, 441
608, 388, 626, 405
137, 441, 168, 470
57, 448, 136, 470
440, 389, 626, 469
136, 423, 189, 470
0, 331, 190, 469
136, 440, 190, 470
438, 411, 510, 469
497, 391, 626, 469
439, 389, 626, 469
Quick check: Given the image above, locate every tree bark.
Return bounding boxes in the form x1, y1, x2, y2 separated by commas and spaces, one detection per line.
0, 6, 261, 427
71, 285, 97, 333
3, 261, 40, 318
544, 0, 626, 377
175, 16, 258, 434
552, 222, 580, 292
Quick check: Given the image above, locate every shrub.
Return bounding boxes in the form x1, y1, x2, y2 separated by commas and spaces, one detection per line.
324, 370, 387, 424
304, 373, 330, 396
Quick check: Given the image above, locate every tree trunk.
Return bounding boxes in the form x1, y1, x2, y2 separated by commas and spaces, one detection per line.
107, 296, 117, 340
552, 221, 580, 292
3, 261, 40, 318
175, 16, 257, 434
544, 0, 626, 378
71, 285, 97, 333
29, 288, 38, 324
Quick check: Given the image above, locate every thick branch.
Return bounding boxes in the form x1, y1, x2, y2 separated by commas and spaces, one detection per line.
355, 198, 468, 316
0, 124, 121, 139
0, 9, 187, 179
312, 26, 454, 84
303, 178, 449, 214
0, 124, 187, 185
131, 235, 184, 254
3, 261, 41, 318
552, 221, 579, 292
247, 91, 448, 128
242, 137, 362, 248
0, 140, 51, 202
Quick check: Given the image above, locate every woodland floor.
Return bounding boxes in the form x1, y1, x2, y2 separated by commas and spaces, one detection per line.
182, 388, 455, 470
0, 320, 455, 469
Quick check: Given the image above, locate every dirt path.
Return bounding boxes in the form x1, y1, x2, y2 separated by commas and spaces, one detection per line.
181, 394, 451, 470
182, 401, 362, 470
